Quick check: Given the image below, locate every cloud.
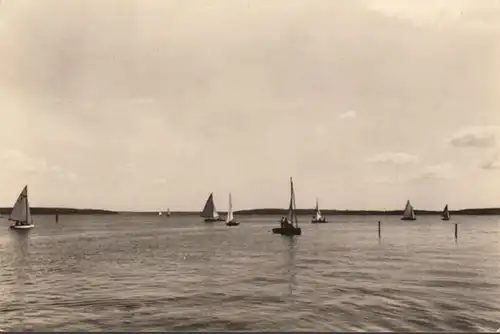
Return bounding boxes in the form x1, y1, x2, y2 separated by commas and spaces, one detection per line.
130, 98, 154, 104
481, 153, 500, 170
65, 173, 78, 182
338, 110, 357, 119
447, 126, 500, 148
414, 163, 455, 180
0, 149, 77, 181
372, 177, 396, 185
152, 178, 167, 185
367, 152, 419, 164
0, 149, 53, 173
365, 0, 500, 31
366, 0, 469, 24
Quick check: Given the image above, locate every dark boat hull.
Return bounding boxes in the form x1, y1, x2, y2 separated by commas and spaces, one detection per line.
401, 217, 417, 221
311, 219, 327, 224
442, 217, 450, 221
272, 227, 302, 236
204, 217, 225, 222
226, 221, 239, 226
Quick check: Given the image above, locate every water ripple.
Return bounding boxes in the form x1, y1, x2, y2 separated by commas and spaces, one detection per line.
1, 215, 500, 331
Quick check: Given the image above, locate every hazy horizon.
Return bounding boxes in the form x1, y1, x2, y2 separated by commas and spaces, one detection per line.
1, 0, 500, 212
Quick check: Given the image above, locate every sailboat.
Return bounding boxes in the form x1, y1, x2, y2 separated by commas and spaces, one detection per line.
441, 204, 450, 221
401, 200, 417, 221
226, 193, 239, 226
200, 192, 224, 222
166, 208, 171, 217
272, 177, 302, 236
8, 185, 34, 230
311, 198, 327, 223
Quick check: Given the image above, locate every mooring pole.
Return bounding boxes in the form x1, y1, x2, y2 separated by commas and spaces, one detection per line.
454, 223, 458, 240
378, 221, 381, 239
55, 210, 59, 223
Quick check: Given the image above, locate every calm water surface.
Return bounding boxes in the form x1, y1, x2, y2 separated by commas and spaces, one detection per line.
1, 214, 500, 331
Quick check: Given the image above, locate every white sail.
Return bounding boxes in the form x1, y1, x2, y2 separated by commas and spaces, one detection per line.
9, 185, 32, 224
442, 204, 450, 219
314, 198, 322, 220
402, 200, 416, 219
287, 177, 299, 227
226, 193, 234, 223
201, 193, 219, 218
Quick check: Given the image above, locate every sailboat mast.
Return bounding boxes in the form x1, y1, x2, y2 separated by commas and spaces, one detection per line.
25, 187, 29, 224
290, 177, 298, 228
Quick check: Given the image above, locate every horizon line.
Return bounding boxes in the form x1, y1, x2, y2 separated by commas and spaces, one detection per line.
1, 206, 500, 213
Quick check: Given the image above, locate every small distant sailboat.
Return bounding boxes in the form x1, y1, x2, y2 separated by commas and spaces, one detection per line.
200, 193, 224, 222
401, 200, 417, 221
166, 208, 171, 217
441, 204, 450, 221
158, 209, 171, 217
8, 185, 34, 230
272, 177, 302, 236
311, 198, 327, 224
226, 193, 239, 226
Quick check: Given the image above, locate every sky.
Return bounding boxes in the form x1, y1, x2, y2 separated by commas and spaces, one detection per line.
1, 0, 500, 212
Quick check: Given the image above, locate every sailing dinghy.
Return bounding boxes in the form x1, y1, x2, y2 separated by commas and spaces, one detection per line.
311, 198, 327, 223
441, 204, 450, 221
200, 193, 224, 222
401, 200, 417, 221
226, 193, 239, 226
8, 185, 34, 230
272, 177, 302, 236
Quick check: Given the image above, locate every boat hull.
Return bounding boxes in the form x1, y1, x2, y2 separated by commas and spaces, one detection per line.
401, 217, 417, 221
442, 217, 450, 221
272, 227, 302, 236
203, 217, 225, 222
226, 221, 239, 226
311, 218, 327, 224
10, 224, 34, 230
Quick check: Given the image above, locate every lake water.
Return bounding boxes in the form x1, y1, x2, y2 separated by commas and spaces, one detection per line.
1, 214, 500, 331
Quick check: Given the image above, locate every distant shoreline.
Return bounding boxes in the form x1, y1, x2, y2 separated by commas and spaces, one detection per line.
0, 207, 118, 215
1, 207, 499, 216
232, 208, 500, 216
124, 208, 500, 216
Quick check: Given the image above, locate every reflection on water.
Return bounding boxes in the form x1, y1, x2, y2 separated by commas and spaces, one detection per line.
282, 236, 297, 299
0, 214, 500, 331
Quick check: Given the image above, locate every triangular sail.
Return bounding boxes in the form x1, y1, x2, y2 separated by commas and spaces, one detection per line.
8, 185, 32, 224
287, 177, 299, 227
201, 193, 219, 218
402, 200, 416, 219
226, 193, 234, 222
442, 204, 450, 219
314, 198, 322, 220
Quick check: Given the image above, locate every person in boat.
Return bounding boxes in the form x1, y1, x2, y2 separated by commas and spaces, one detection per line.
281, 216, 295, 229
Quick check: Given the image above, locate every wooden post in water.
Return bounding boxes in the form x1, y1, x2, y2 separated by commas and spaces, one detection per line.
55, 210, 59, 223
378, 221, 381, 239
454, 223, 458, 240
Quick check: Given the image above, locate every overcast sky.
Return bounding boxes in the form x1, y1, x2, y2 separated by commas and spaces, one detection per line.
1, 0, 500, 211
